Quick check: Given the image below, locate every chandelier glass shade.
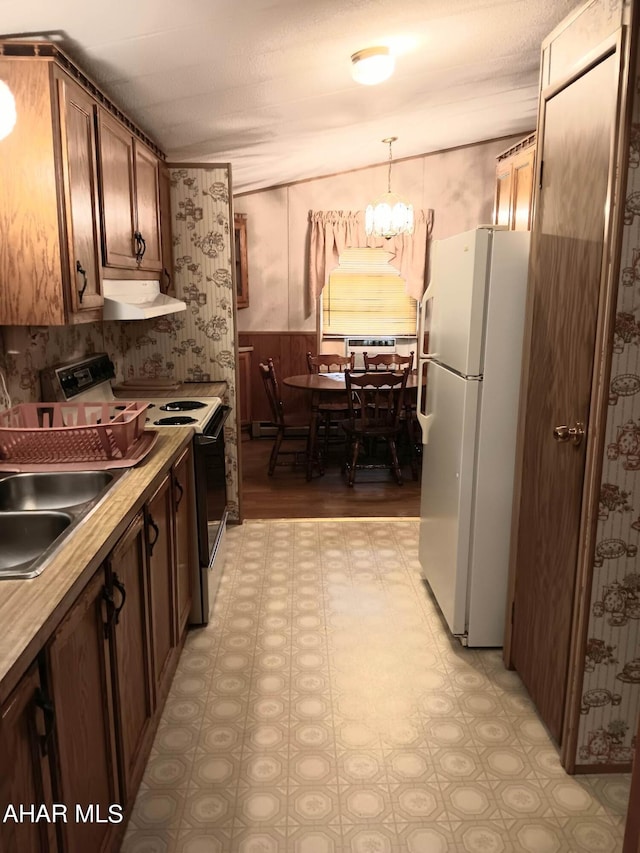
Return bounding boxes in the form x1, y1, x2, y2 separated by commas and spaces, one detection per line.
0, 80, 16, 141
365, 138, 414, 239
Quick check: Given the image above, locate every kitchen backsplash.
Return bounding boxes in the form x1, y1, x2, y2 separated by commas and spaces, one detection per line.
0, 165, 240, 521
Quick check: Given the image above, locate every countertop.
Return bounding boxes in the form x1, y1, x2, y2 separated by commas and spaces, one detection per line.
0, 427, 194, 705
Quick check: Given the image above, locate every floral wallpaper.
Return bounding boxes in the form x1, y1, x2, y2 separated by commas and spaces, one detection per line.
0, 165, 240, 520
576, 70, 640, 768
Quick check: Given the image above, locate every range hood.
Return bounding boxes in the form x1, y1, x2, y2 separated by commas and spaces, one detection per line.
102, 280, 187, 320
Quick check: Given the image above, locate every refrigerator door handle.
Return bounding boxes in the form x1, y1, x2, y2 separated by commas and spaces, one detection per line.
416, 358, 434, 442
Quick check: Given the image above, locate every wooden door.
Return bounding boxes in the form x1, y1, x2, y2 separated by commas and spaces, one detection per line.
508, 52, 618, 743
511, 145, 536, 231
56, 71, 103, 317
97, 111, 137, 268
146, 475, 177, 703
493, 161, 513, 227
134, 141, 162, 271
48, 571, 119, 853
108, 513, 154, 803
0, 664, 57, 853
174, 446, 196, 635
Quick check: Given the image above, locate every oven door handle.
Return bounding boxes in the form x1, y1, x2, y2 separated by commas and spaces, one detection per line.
196, 405, 232, 444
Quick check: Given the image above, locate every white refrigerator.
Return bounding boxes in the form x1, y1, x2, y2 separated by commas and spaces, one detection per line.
416, 227, 530, 647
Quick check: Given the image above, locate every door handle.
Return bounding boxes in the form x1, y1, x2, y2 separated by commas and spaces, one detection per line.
553, 422, 585, 446
76, 260, 88, 304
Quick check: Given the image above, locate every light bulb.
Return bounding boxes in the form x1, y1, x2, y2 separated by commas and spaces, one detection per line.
0, 80, 17, 141
351, 47, 394, 86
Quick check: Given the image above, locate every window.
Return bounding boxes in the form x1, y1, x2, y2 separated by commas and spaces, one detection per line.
321, 248, 417, 336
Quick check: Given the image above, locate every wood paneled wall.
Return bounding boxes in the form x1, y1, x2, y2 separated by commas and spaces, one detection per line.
239, 332, 317, 424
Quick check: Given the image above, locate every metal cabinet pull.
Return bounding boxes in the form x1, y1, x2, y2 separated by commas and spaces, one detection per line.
34, 687, 55, 756
76, 260, 88, 304
134, 231, 146, 261
175, 478, 184, 509
112, 573, 127, 624
102, 585, 116, 637
163, 267, 172, 292
147, 513, 160, 556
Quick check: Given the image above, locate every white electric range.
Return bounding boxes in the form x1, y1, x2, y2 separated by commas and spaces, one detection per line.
40, 353, 231, 625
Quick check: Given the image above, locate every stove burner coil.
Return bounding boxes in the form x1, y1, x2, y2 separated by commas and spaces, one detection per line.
160, 400, 206, 412
154, 415, 198, 426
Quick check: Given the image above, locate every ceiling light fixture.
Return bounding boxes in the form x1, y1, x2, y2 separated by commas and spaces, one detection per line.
0, 80, 16, 141
365, 137, 414, 239
350, 46, 394, 86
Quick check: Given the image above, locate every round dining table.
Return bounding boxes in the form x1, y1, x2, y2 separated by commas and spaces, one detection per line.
283, 371, 420, 481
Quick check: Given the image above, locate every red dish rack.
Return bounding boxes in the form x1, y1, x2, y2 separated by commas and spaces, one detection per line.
0, 401, 152, 470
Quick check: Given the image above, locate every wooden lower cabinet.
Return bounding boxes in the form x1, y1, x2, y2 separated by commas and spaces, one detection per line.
173, 446, 195, 635
0, 663, 57, 853
107, 513, 154, 803
146, 474, 178, 705
48, 571, 120, 853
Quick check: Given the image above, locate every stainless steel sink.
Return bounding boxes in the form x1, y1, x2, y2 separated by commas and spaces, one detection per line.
0, 511, 73, 578
0, 469, 125, 580
0, 471, 115, 511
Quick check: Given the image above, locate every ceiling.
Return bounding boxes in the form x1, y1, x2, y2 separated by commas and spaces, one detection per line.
0, 0, 581, 194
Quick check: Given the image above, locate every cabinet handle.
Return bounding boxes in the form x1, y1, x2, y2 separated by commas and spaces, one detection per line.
175, 477, 184, 509
34, 687, 55, 756
112, 573, 127, 624
147, 513, 160, 556
134, 230, 146, 262
164, 267, 172, 292
76, 260, 88, 304
102, 585, 116, 638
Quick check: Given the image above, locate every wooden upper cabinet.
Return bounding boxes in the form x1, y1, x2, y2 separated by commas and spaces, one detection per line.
55, 70, 104, 315
97, 112, 137, 269
0, 59, 103, 325
493, 133, 536, 231
97, 110, 162, 272
134, 142, 162, 270
159, 164, 175, 293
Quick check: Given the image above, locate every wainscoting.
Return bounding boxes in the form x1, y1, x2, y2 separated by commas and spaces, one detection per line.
239, 331, 317, 426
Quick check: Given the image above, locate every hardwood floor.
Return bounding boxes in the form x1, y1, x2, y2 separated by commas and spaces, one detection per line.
239, 432, 421, 519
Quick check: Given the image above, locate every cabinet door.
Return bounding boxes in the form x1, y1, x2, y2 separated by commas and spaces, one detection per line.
146, 475, 177, 703
108, 513, 154, 804
493, 161, 513, 227
48, 571, 119, 853
98, 111, 137, 269
511, 146, 536, 231
234, 213, 249, 308
238, 350, 252, 428
134, 142, 162, 271
0, 664, 57, 853
159, 164, 175, 293
56, 71, 103, 318
174, 446, 196, 636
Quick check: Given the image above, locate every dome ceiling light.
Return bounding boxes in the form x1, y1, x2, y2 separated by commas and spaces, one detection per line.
350, 46, 394, 86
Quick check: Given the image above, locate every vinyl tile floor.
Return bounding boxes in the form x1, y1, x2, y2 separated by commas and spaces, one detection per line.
121, 519, 631, 853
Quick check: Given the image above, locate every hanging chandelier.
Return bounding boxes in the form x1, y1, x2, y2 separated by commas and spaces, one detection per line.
365, 137, 414, 239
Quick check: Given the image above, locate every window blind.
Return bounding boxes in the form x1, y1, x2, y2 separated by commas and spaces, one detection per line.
321, 249, 417, 336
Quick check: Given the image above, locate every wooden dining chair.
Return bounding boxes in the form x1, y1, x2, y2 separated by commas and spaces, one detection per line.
306, 352, 355, 459
342, 369, 409, 487
259, 358, 321, 476
362, 352, 419, 479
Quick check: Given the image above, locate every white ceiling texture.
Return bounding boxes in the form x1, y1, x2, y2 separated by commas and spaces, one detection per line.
0, 0, 581, 193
